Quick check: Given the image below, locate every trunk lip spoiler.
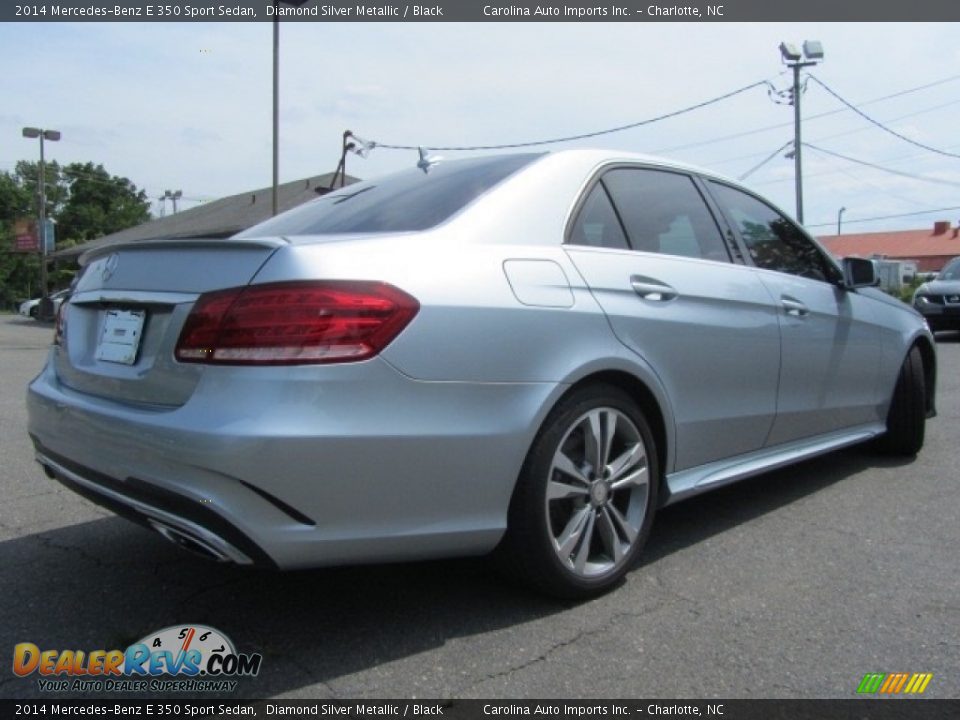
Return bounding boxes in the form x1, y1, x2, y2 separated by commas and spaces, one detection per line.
79, 235, 290, 266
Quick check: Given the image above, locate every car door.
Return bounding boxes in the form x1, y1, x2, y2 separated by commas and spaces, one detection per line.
565, 166, 781, 472
706, 180, 883, 445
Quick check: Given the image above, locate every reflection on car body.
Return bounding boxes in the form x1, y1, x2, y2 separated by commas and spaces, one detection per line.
18, 289, 69, 320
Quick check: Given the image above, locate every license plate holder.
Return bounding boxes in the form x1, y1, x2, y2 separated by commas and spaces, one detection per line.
96, 309, 146, 365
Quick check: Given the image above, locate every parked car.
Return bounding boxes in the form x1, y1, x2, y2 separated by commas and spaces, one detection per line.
913, 256, 960, 332
18, 289, 69, 320
26, 150, 937, 598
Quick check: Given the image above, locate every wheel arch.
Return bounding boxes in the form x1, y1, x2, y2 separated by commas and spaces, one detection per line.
545, 369, 671, 501
912, 336, 937, 418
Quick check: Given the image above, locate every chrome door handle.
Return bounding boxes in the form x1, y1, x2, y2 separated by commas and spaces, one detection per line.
630, 276, 677, 302
781, 297, 809, 317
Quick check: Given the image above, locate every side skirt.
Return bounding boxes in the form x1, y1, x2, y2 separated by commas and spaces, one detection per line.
663, 423, 886, 506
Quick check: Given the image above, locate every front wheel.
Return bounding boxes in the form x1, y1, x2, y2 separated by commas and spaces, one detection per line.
876, 345, 926, 456
496, 385, 659, 599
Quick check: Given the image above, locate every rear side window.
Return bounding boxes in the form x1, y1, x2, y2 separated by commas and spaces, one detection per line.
602, 168, 730, 262
708, 181, 841, 283
236, 153, 542, 237
568, 183, 630, 250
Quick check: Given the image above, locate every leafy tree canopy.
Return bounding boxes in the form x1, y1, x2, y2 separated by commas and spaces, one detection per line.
1, 161, 151, 307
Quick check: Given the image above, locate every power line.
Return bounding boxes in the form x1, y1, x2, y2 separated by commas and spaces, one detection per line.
706, 96, 960, 171
802, 143, 960, 188
750, 140, 960, 189
6, 168, 210, 203
1, 162, 212, 203
808, 75, 960, 159
827, 165, 931, 211
737, 140, 793, 181
806, 205, 960, 229
371, 80, 775, 151
805, 96, 960, 147
655, 72, 960, 156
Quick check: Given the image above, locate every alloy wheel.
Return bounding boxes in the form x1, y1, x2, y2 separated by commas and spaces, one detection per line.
545, 407, 650, 578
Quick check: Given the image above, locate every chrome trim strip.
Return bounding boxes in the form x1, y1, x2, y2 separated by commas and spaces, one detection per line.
69, 290, 198, 306
36, 453, 253, 565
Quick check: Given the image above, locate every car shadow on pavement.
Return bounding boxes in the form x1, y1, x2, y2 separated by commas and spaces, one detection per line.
0, 445, 912, 700
642, 445, 913, 566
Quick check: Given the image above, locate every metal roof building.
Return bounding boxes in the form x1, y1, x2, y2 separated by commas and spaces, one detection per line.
819, 220, 960, 273
54, 171, 357, 262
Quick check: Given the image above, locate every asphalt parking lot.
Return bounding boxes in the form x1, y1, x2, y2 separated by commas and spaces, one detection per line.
1, 313, 958, 700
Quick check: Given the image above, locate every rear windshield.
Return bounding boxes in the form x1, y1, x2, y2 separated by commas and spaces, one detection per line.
236, 153, 542, 238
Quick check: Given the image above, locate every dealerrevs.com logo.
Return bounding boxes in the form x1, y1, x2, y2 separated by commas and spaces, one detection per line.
12, 625, 262, 693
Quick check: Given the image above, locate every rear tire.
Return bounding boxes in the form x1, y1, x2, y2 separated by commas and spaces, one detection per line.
495, 384, 659, 600
29, 306, 38, 319
877, 346, 926, 456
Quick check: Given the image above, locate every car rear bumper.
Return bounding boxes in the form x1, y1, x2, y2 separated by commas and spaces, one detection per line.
27, 353, 562, 569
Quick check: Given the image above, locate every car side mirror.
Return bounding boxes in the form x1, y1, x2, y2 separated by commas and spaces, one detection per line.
842, 257, 879, 289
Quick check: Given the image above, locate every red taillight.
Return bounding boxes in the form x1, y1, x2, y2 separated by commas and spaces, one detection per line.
175, 281, 419, 365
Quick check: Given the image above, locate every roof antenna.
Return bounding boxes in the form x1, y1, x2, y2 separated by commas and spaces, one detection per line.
417, 146, 442, 174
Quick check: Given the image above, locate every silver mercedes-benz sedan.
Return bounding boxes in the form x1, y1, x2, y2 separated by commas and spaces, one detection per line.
27, 150, 936, 598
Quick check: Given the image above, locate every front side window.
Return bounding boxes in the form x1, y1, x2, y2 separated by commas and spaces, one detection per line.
709, 182, 840, 283
602, 168, 730, 262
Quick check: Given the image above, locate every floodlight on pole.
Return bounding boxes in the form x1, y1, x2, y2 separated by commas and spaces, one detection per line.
22, 125, 61, 307
778, 42, 802, 62
778, 39, 824, 224
163, 189, 183, 213
802, 41, 824, 61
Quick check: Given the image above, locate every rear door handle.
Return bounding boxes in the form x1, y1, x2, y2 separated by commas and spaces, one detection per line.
781, 296, 809, 317
630, 276, 677, 302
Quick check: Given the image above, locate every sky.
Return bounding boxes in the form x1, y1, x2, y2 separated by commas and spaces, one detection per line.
1, 20, 959, 235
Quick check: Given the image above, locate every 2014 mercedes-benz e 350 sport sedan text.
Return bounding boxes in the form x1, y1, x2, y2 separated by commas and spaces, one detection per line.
27, 150, 937, 598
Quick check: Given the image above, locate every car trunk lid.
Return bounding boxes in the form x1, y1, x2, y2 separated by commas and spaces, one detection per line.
55, 238, 285, 407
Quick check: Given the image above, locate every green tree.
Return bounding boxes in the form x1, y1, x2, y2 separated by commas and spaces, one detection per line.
0, 169, 44, 309
0, 161, 151, 308
58, 162, 151, 244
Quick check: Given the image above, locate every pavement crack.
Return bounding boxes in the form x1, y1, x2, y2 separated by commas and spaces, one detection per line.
460, 601, 676, 694
29, 534, 112, 568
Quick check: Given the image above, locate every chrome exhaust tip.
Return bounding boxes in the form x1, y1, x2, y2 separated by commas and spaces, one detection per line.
148, 519, 233, 563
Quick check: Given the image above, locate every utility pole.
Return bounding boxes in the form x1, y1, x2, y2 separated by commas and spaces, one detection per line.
779, 41, 823, 225
22, 127, 61, 302
271, 1, 313, 216
272, 1, 279, 216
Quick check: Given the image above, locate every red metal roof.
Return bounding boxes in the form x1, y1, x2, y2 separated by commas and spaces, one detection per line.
819, 222, 960, 260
